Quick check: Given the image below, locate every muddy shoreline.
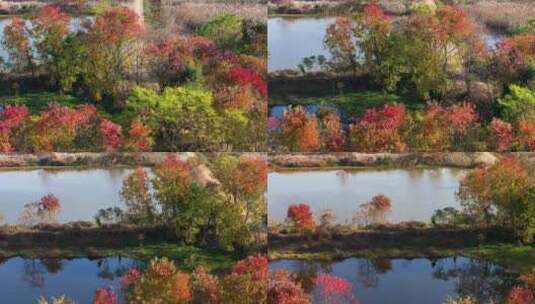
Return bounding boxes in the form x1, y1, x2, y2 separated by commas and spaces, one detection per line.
0, 223, 179, 250
269, 226, 514, 253
268, 152, 535, 169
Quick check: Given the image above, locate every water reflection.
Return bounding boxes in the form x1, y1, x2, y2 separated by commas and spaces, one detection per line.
268, 168, 468, 223
0, 257, 141, 303
270, 257, 517, 304
0, 168, 148, 224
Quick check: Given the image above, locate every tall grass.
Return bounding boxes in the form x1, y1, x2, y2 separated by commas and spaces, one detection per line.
463, 0, 535, 32
161, 1, 266, 33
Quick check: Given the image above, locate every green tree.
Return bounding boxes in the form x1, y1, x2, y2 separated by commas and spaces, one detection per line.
126, 85, 223, 151
152, 156, 219, 244
456, 157, 534, 242
499, 85, 535, 124
212, 155, 267, 251
198, 15, 243, 52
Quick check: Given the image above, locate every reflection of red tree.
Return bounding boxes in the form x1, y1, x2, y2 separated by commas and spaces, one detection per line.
93, 287, 118, 304
314, 273, 360, 304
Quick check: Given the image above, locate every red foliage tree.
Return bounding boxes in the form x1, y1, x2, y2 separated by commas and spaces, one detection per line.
30, 103, 98, 152
280, 107, 321, 152
507, 286, 534, 304
91, 7, 143, 44
349, 104, 407, 152
490, 118, 513, 152
232, 156, 268, 197
18, 194, 61, 226
324, 17, 358, 75
124, 118, 153, 152
99, 119, 122, 151
192, 266, 222, 303
518, 120, 535, 151
2, 17, 32, 73
227, 67, 267, 98
0, 105, 29, 152
231, 255, 268, 282
497, 34, 535, 79
417, 103, 478, 151
354, 194, 392, 226
321, 112, 345, 151
287, 203, 316, 232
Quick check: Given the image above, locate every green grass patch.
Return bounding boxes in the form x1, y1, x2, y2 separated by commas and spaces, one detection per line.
3, 92, 84, 115
2, 91, 125, 123
1, 244, 235, 271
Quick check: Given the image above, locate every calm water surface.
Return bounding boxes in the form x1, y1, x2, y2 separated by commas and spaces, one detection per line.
0, 168, 147, 224
270, 257, 516, 304
268, 17, 505, 71
268, 17, 334, 71
0, 257, 140, 304
268, 168, 468, 224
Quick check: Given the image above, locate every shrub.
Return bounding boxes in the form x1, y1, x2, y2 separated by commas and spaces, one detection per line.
489, 118, 513, 152
278, 106, 321, 152
456, 157, 534, 241
349, 104, 407, 152
287, 203, 316, 233
126, 86, 223, 151
198, 15, 243, 51
18, 194, 61, 226
499, 85, 535, 124
353, 194, 392, 226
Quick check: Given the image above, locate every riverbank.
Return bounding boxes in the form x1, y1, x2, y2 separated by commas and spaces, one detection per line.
0, 152, 203, 167
0, 244, 234, 270
269, 227, 535, 273
269, 152, 535, 170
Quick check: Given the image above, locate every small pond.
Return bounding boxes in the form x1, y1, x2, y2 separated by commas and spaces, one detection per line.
0, 256, 141, 303
268, 16, 506, 72
270, 257, 517, 304
0, 167, 149, 224
268, 168, 468, 224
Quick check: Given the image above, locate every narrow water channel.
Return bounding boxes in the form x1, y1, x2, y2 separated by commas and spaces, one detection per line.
0, 168, 146, 224
268, 168, 468, 224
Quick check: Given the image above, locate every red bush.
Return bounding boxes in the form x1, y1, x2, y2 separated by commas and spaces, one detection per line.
99, 119, 122, 151
518, 120, 535, 151
287, 203, 316, 232
507, 286, 534, 304
349, 104, 407, 152
125, 118, 152, 152
490, 118, 513, 152
268, 270, 311, 304
227, 66, 267, 98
